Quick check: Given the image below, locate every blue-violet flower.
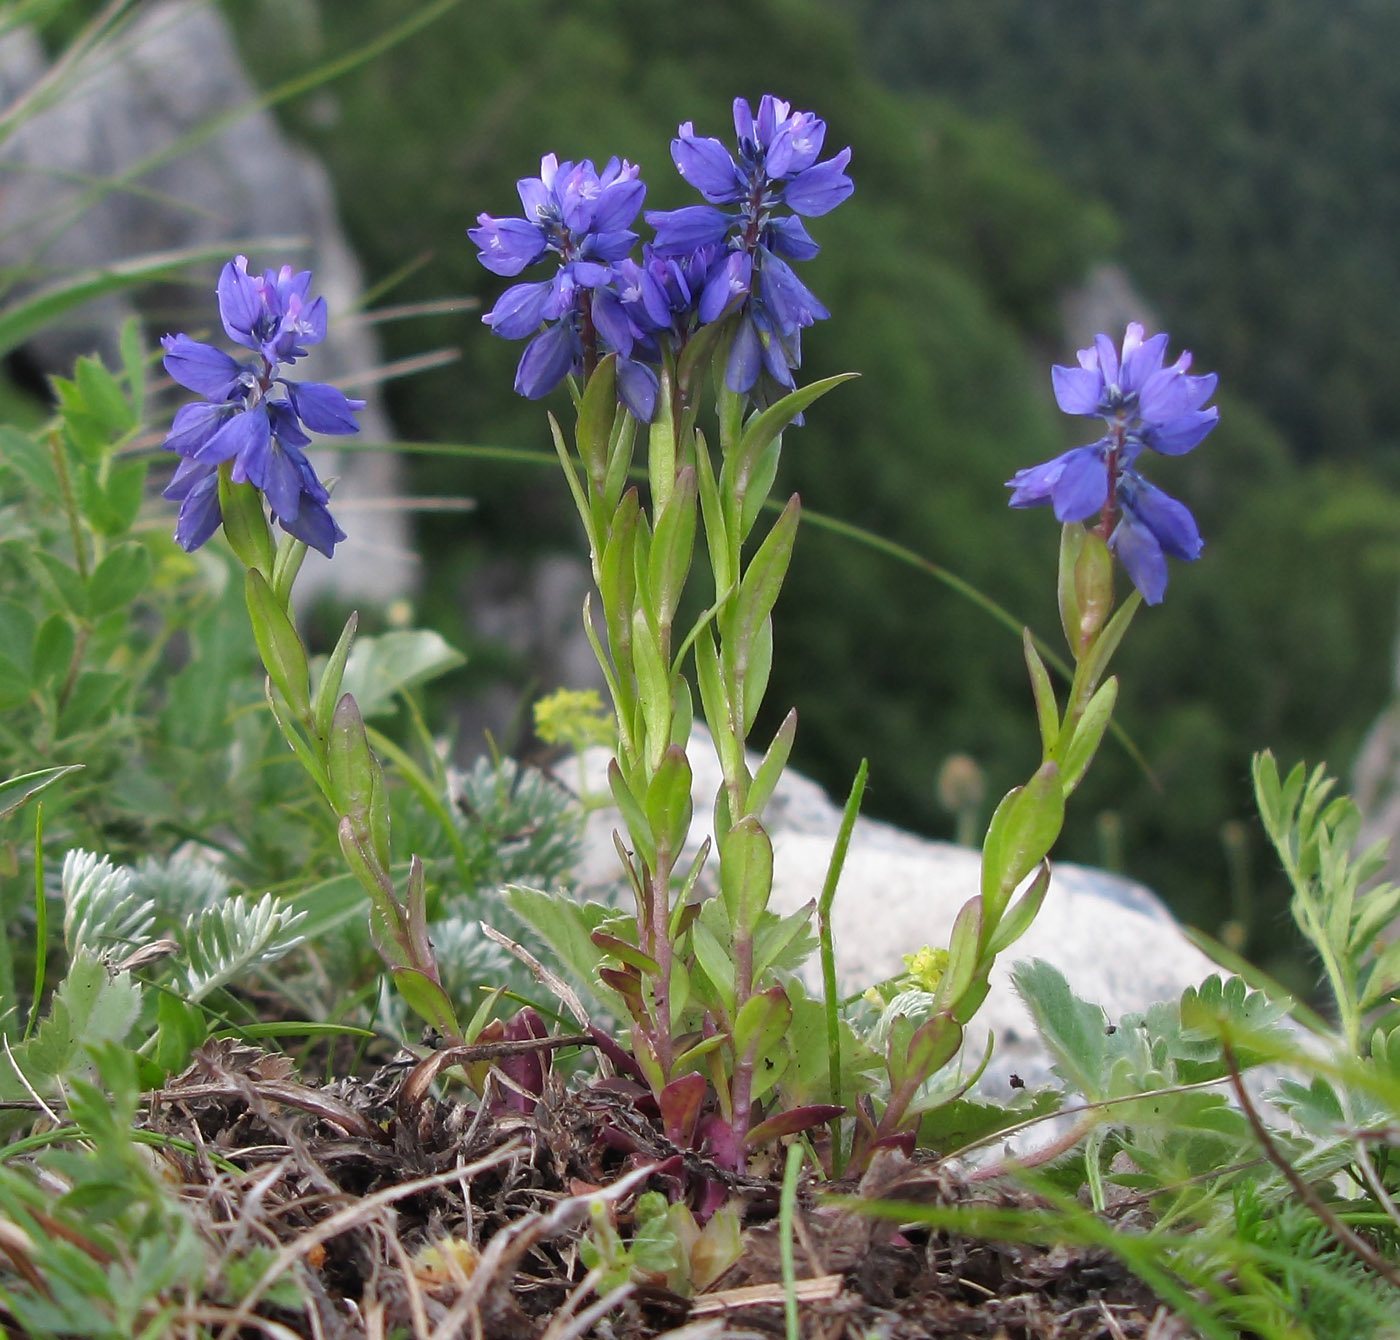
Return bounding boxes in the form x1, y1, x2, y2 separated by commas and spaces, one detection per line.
159, 256, 363, 556
646, 94, 853, 397
470, 155, 649, 411
1007, 323, 1218, 604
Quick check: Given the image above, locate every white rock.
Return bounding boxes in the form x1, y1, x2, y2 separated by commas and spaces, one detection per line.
573, 727, 1222, 1093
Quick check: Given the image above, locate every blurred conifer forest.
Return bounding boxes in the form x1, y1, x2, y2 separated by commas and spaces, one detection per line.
211, 0, 1400, 984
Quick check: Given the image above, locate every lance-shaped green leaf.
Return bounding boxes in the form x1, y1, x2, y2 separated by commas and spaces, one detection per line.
673, 1030, 728, 1075
600, 489, 639, 680
1023, 630, 1059, 758
720, 815, 774, 941
691, 917, 737, 1019
646, 744, 693, 864
601, 407, 638, 520
730, 372, 855, 493
1077, 590, 1141, 698
271, 531, 310, 608
0, 239, 301, 357
980, 761, 1064, 927
609, 759, 657, 873
902, 1012, 963, 1085
392, 965, 460, 1040
336, 817, 405, 958
631, 605, 672, 771
327, 693, 381, 841
591, 930, 661, 978
739, 439, 784, 542
648, 466, 697, 629
0, 765, 81, 821
402, 855, 437, 984
245, 568, 310, 721
741, 615, 773, 736
220, 469, 274, 575
694, 428, 732, 594
313, 612, 359, 745
1057, 523, 1086, 658
577, 353, 618, 488
982, 860, 1052, 959
694, 628, 739, 778
725, 495, 799, 689
1059, 675, 1118, 795
732, 985, 791, 1065
747, 709, 797, 823
936, 896, 983, 1012
648, 363, 679, 512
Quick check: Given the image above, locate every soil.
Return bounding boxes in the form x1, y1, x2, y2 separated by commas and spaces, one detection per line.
125, 1039, 1197, 1339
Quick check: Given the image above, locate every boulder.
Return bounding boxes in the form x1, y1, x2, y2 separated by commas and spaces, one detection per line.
574, 727, 1222, 1094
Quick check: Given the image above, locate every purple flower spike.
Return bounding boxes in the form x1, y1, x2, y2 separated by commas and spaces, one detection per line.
158, 258, 361, 557
1009, 325, 1217, 603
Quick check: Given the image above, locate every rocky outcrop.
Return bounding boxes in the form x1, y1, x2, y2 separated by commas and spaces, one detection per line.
0, 1, 412, 600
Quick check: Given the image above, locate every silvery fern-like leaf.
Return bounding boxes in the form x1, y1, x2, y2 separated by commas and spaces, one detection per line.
181, 893, 307, 1003
62, 849, 155, 961
432, 911, 517, 1004
127, 849, 232, 922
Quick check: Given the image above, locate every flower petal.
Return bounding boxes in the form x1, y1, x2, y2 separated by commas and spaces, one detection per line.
616, 356, 658, 422
280, 495, 345, 557
216, 256, 264, 349
469, 215, 548, 276
515, 322, 578, 399
161, 335, 245, 401
1109, 512, 1168, 605
646, 204, 731, 254
782, 148, 853, 217
484, 279, 554, 339
284, 380, 365, 436
1051, 364, 1105, 416
672, 127, 742, 203
1143, 407, 1219, 456
163, 400, 230, 456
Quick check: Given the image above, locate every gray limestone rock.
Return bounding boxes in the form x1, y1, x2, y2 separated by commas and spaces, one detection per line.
573, 727, 1222, 1094
0, 1, 411, 601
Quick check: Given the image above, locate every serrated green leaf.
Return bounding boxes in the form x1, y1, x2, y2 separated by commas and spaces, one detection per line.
1012, 958, 1108, 1100
74, 354, 134, 436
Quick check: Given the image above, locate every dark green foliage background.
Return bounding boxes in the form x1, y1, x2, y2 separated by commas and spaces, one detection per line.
233, 0, 1400, 982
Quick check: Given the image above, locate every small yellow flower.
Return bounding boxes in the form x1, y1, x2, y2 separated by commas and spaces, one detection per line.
901, 945, 948, 993
533, 687, 614, 752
